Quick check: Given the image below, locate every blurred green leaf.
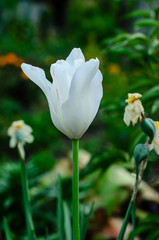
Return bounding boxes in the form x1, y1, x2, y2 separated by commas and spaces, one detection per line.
151, 99, 159, 114
142, 86, 159, 102
80, 203, 94, 240
131, 203, 136, 240
135, 19, 159, 28
3, 217, 12, 240
129, 78, 153, 91
128, 33, 148, 43
117, 200, 133, 240
126, 10, 153, 19
57, 176, 64, 240
63, 201, 72, 240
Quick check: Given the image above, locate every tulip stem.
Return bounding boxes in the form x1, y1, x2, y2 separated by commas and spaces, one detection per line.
72, 139, 80, 240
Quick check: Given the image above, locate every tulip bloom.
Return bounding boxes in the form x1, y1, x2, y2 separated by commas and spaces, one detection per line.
21, 48, 103, 139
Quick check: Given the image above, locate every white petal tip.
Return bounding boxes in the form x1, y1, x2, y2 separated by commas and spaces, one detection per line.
21, 63, 30, 71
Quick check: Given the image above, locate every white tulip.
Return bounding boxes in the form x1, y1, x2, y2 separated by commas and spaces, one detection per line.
21, 48, 103, 139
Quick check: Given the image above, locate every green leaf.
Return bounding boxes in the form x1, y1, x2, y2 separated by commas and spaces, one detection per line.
3, 217, 12, 240
19, 154, 37, 240
135, 19, 159, 28
63, 201, 72, 240
129, 78, 152, 92
141, 118, 156, 143
131, 203, 136, 240
148, 39, 159, 55
151, 99, 159, 114
57, 176, 64, 240
142, 86, 159, 102
108, 33, 130, 44
128, 33, 148, 43
80, 203, 94, 240
117, 200, 133, 240
126, 10, 153, 19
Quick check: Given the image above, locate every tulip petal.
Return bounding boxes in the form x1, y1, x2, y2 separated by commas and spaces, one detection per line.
47, 97, 74, 139
50, 62, 72, 104
21, 63, 52, 95
62, 59, 102, 139
66, 48, 85, 65
21, 63, 73, 138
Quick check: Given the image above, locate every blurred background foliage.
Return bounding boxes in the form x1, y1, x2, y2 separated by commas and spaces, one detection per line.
1, 0, 159, 239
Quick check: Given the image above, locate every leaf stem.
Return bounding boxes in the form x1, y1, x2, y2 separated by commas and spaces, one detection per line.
118, 156, 148, 240
18, 146, 37, 240
117, 199, 133, 240
72, 139, 80, 240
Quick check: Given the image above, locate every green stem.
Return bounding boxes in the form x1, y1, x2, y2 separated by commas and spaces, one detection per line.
18, 148, 37, 240
72, 139, 80, 240
117, 198, 133, 240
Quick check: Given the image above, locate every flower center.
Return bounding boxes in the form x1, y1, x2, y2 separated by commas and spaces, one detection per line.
126, 96, 138, 104
155, 122, 159, 128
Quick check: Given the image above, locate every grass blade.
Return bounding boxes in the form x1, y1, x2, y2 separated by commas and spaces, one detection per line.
117, 199, 133, 240
131, 203, 136, 240
80, 203, 94, 240
63, 201, 72, 240
19, 154, 37, 240
3, 217, 12, 240
57, 175, 64, 240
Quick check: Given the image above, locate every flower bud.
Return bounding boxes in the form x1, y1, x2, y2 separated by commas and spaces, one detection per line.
133, 144, 149, 165
141, 118, 156, 143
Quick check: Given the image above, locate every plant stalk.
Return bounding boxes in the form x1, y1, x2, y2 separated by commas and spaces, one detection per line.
72, 139, 80, 240
18, 145, 37, 240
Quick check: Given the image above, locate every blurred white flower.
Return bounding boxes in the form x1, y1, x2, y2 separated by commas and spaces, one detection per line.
79, 149, 91, 169
21, 48, 103, 139
150, 122, 159, 155
8, 120, 34, 159
124, 93, 144, 126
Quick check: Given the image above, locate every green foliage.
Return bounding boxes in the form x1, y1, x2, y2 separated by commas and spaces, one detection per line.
80, 203, 94, 240
3, 217, 12, 240
63, 202, 72, 240
57, 176, 64, 240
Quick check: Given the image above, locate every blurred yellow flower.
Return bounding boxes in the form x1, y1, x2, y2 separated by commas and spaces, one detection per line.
8, 120, 34, 159
150, 122, 159, 155
124, 93, 144, 126
108, 63, 120, 75
0, 53, 23, 67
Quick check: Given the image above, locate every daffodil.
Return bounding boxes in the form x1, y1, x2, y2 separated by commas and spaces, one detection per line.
124, 93, 144, 126
21, 48, 103, 139
8, 120, 34, 159
150, 121, 159, 154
